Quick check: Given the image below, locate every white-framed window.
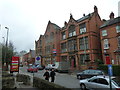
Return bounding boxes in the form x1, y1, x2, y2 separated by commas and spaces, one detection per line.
69, 32, 72, 37
116, 25, 120, 33
73, 31, 76, 36
62, 32, 66, 40
68, 25, 76, 37
80, 28, 86, 34
102, 30, 107, 36
104, 39, 109, 49
79, 23, 86, 34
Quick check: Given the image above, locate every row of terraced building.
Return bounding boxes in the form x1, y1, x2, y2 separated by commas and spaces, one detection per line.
35, 6, 120, 70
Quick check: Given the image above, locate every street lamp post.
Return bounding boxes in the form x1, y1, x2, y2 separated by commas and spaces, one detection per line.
5, 27, 9, 47
2, 37, 5, 45
4, 27, 9, 70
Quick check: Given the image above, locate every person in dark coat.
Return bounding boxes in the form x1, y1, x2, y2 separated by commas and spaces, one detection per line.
43, 69, 50, 81
50, 68, 56, 82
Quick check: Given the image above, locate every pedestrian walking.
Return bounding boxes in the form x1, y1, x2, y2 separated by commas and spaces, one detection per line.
43, 69, 50, 81
50, 68, 56, 82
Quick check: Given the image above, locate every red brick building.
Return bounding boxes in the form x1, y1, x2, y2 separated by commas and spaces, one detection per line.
100, 12, 120, 65
60, 6, 103, 70
23, 49, 35, 65
35, 21, 61, 66
35, 6, 120, 70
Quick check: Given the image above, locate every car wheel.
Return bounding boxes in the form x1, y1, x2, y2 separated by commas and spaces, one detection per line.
80, 84, 87, 90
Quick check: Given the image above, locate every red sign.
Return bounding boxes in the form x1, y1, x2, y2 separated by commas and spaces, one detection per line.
53, 49, 56, 53
105, 56, 111, 64
10, 56, 19, 72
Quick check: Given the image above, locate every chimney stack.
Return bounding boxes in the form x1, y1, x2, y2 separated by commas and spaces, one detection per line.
83, 14, 85, 16
64, 21, 68, 27
109, 12, 114, 19
70, 13, 73, 19
94, 5, 98, 13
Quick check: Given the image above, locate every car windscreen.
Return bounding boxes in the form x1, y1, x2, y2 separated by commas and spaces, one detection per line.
89, 70, 103, 75
112, 78, 120, 87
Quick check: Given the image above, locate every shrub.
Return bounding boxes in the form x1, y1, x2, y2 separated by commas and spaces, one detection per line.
16, 74, 31, 85
2, 71, 15, 89
33, 77, 72, 90
97, 65, 120, 76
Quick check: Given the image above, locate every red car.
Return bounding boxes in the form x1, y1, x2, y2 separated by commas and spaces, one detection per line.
27, 65, 38, 73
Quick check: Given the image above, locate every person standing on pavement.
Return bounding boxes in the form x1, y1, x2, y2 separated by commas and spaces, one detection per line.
50, 68, 56, 82
43, 69, 50, 81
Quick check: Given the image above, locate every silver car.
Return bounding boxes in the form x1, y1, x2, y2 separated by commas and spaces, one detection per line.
79, 76, 120, 90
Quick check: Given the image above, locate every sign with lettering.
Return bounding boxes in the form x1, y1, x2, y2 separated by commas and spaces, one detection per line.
10, 56, 19, 72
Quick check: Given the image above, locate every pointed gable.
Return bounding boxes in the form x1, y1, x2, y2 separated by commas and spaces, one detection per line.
44, 20, 61, 35
68, 14, 77, 24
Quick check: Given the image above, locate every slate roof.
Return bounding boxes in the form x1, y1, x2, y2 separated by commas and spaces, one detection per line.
51, 23, 61, 30
62, 12, 94, 30
77, 12, 94, 22
100, 16, 120, 28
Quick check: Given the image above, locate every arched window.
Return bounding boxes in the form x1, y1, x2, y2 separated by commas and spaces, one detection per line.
68, 25, 76, 37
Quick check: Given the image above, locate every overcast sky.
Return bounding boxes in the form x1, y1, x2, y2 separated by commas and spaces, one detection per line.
0, 0, 119, 52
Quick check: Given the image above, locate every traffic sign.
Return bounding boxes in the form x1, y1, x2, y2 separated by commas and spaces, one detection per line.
108, 65, 113, 76
36, 56, 41, 61
35, 56, 41, 65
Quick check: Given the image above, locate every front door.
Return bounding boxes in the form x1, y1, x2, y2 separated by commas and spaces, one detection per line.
70, 56, 76, 68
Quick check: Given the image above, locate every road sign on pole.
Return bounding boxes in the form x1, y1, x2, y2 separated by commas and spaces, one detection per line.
35, 56, 41, 65
108, 65, 113, 90
108, 65, 113, 76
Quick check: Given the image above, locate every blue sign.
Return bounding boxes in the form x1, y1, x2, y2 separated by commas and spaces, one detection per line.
36, 56, 41, 61
108, 65, 113, 76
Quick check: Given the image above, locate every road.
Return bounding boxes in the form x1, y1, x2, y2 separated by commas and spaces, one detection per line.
19, 66, 80, 89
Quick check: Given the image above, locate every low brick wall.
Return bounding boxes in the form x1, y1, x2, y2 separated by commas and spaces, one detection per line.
16, 74, 31, 85
33, 77, 72, 90
2, 71, 13, 77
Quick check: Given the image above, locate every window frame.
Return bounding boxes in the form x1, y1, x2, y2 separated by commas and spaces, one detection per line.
116, 25, 120, 33
61, 31, 66, 40
79, 36, 89, 50
102, 30, 107, 36
79, 23, 86, 34
103, 39, 109, 49
68, 25, 76, 37
118, 36, 120, 47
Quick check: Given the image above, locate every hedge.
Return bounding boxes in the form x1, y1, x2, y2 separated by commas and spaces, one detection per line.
97, 65, 120, 76
16, 74, 31, 85
2, 71, 15, 89
33, 77, 72, 90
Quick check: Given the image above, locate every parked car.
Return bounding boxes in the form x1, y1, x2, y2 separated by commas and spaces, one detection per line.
76, 69, 105, 79
79, 76, 120, 90
45, 64, 53, 70
27, 65, 38, 73
35, 64, 44, 70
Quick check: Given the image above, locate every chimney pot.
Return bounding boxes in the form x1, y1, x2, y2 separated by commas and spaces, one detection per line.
94, 5, 98, 13
109, 12, 114, 19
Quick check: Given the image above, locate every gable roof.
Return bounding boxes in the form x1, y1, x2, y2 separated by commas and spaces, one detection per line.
51, 22, 61, 30
100, 16, 120, 28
